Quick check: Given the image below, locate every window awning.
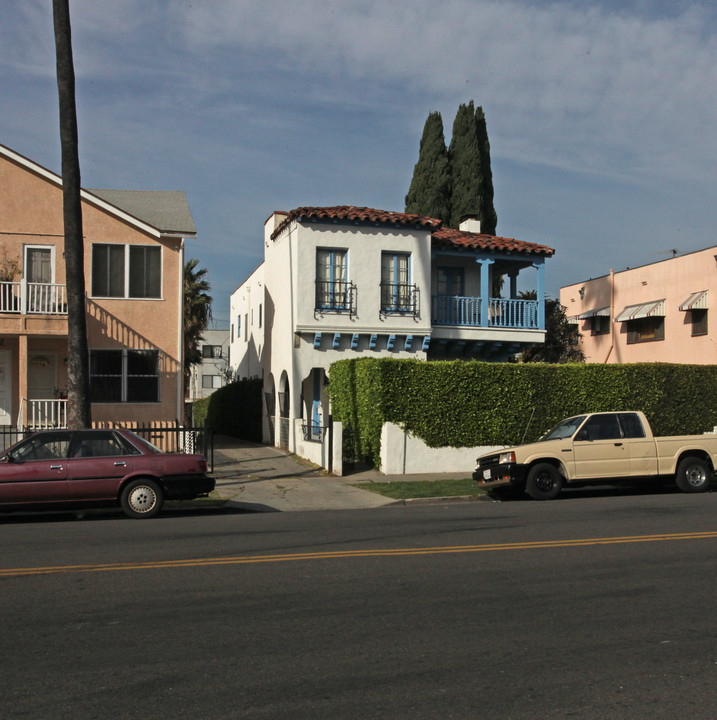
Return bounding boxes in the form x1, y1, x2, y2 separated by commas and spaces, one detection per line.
577, 306, 610, 320
614, 299, 665, 322
678, 290, 708, 311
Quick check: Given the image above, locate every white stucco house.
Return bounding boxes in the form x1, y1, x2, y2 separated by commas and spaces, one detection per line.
229, 206, 555, 471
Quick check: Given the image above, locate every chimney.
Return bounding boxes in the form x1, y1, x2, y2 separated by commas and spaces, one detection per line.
458, 215, 481, 233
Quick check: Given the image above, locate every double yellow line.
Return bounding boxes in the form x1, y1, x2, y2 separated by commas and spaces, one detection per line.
2, 531, 716, 578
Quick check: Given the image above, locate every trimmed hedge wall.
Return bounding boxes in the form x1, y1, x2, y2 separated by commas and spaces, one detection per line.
328, 358, 717, 468
204, 378, 263, 441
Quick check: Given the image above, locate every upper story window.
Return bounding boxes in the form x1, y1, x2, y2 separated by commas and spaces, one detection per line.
691, 309, 708, 337
381, 252, 415, 314
316, 249, 352, 313
25, 246, 53, 284
202, 345, 223, 359
590, 315, 610, 336
626, 317, 664, 344
91, 244, 161, 299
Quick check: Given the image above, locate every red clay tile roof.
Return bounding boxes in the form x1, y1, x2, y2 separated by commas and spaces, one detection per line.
432, 227, 555, 257
271, 205, 442, 239
270, 205, 555, 257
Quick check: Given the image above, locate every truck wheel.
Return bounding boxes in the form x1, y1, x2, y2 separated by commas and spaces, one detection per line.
526, 463, 563, 501
675, 457, 711, 493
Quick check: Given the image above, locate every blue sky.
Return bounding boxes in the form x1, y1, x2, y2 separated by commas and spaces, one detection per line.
3, 0, 717, 326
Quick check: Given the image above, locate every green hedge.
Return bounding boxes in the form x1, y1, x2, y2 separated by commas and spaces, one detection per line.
328, 359, 717, 468
204, 378, 263, 441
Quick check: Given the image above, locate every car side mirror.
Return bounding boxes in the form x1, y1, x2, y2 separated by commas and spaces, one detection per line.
575, 429, 588, 442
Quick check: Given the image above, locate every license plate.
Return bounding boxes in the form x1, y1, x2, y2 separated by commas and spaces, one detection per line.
483, 469, 492, 480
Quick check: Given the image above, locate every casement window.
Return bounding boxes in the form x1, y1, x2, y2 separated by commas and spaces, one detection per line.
201, 345, 222, 359
381, 252, 412, 312
89, 349, 160, 403
202, 375, 223, 389
91, 244, 161, 299
316, 249, 349, 311
626, 317, 664, 344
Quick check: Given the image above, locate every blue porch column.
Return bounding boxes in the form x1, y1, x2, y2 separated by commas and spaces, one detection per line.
477, 258, 494, 326
533, 259, 546, 329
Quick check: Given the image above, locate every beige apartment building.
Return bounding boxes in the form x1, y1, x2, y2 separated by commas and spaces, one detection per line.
0, 143, 196, 428
560, 247, 716, 364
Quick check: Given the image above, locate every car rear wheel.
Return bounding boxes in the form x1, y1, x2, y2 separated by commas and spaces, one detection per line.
675, 457, 711, 493
526, 463, 563, 500
120, 479, 164, 518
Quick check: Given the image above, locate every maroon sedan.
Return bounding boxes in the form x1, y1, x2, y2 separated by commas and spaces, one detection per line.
0, 428, 215, 519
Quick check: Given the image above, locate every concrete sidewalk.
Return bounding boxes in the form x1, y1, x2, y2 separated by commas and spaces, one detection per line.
211, 435, 476, 512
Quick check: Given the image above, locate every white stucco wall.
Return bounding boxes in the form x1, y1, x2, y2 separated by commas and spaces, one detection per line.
229, 264, 265, 380
380, 422, 504, 475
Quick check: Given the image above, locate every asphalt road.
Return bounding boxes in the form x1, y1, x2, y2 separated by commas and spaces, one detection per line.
3, 488, 717, 719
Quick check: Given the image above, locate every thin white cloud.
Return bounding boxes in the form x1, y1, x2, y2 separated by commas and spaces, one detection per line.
171, 0, 717, 181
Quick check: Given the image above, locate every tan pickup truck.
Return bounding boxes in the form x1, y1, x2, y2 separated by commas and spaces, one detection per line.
473, 411, 717, 500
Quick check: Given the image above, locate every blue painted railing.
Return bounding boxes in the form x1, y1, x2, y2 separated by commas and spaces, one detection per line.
431, 296, 540, 329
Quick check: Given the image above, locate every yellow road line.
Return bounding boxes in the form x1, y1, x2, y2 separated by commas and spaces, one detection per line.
2, 531, 716, 578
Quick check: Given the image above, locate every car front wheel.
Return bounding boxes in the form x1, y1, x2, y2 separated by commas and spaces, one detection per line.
526, 463, 563, 501
120, 479, 164, 519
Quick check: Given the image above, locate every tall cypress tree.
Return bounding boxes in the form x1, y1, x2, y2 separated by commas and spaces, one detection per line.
448, 101, 484, 229
475, 105, 497, 235
404, 111, 451, 222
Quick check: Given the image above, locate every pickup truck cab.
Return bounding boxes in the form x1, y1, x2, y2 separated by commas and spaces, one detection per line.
474, 411, 717, 500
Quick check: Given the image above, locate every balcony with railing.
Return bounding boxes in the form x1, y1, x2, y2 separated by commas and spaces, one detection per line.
432, 296, 540, 329
315, 280, 357, 318
380, 282, 419, 319
0, 281, 68, 315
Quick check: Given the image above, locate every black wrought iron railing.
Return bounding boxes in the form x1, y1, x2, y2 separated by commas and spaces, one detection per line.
380, 283, 418, 318
315, 280, 356, 316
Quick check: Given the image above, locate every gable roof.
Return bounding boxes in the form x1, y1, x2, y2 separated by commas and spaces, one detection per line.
432, 227, 555, 257
271, 205, 442, 240
88, 189, 196, 236
0, 143, 196, 239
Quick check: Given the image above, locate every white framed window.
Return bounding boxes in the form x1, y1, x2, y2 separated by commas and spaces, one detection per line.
91, 244, 162, 299
24, 245, 54, 284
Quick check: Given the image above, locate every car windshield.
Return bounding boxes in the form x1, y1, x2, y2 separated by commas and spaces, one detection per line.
540, 415, 587, 441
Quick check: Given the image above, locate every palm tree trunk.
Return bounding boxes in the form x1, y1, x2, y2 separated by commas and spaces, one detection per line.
53, 0, 91, 427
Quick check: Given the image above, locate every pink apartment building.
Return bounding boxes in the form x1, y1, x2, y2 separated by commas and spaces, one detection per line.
560, 247, 716, 364
0, 144, 196, 428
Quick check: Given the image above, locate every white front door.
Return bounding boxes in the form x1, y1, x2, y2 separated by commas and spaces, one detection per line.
0, 350, 11, 426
